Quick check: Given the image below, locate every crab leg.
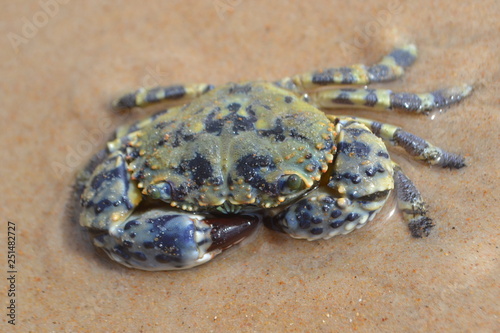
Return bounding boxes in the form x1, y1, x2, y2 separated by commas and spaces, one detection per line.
79, 152, 142, 231
277, 44, 417, 90
113, 83, 214, 109
79, 151, 258, 271
329, 116, 466, 169
392, 164, 434, 237
309, 85, 472, 114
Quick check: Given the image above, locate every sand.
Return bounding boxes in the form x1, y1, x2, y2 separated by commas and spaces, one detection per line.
1, 0, 499, 331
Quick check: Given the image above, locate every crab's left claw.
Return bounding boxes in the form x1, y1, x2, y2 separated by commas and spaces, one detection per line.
268, 120, 395, 240
91, 209, 259, 271
267, 190, 389, 241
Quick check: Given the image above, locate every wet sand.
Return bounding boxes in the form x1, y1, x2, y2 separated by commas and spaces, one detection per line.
1, 1, 499, 331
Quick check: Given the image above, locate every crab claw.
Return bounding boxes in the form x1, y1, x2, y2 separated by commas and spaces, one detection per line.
267, 190, 389, 241
91, 208, 259, 271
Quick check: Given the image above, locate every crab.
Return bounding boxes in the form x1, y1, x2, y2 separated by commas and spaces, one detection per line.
78, 44, 471, 271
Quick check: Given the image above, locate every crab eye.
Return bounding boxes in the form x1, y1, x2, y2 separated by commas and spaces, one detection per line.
146, 182, 172, 200
279, 174, 306, 194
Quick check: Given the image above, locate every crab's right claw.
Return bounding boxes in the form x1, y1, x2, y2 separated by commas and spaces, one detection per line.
91, 209, 259, 271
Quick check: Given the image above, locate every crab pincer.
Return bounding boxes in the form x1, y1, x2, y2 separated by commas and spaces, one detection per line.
91, 209, 259, 271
